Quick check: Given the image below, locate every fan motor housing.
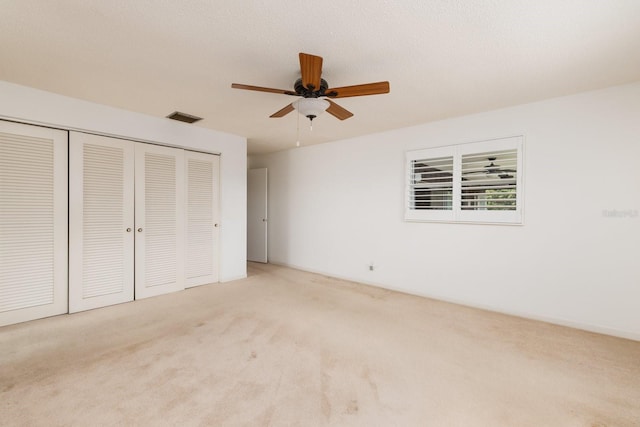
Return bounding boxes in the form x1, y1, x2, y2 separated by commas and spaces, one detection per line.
295, 78, 329, 98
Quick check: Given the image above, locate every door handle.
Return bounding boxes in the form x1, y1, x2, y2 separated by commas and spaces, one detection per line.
137, 228, 143, 232
262, 219, 267, 222
214, 224, 218, 228
126, 228, 132, 232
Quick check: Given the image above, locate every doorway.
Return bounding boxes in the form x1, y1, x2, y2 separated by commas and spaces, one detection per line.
247, 168, 268, 263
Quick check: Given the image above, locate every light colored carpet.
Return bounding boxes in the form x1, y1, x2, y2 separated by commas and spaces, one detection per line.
1, 263, 639, 426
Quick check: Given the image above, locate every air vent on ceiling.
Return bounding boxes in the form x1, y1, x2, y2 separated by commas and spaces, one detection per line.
166, 111, 203, 124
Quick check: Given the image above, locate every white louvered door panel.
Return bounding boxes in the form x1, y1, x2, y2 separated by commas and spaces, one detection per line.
0, 121, 68, 327
135, 144, 185, 299
69, 133, 134, 312
185, 151, 220, 288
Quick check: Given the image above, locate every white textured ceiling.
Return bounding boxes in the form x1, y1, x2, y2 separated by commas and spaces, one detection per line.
2, 1, 640, 154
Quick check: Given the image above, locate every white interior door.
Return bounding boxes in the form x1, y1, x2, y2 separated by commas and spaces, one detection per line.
69, 133, 134, 313
185, 151, 220, 288
135, 144, 185, 299
247, 168, 268, 263
0, 121, 68, 326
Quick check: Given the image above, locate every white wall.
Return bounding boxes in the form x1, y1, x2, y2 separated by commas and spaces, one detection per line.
0, 81, 247, 282
250, 82, 640, 340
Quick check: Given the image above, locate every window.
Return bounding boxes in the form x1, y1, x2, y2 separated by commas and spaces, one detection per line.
405, 136, 524, 224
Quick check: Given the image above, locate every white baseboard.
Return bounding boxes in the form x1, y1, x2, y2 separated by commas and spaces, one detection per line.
219, 274, 247, 283
268, 261, 640, 342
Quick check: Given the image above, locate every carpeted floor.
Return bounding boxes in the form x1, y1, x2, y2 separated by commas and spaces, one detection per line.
1, 263, 639, 426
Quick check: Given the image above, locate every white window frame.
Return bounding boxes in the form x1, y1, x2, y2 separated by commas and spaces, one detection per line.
405, 136, 524, 225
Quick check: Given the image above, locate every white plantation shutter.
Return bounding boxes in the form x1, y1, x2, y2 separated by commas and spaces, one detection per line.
135, 144, 185, 299
69, 133, 134, 313
185, 151, 220, 288
461, 149, 517, 211
457, 137, 523, 224
0, 121, 67, 326
405, 146, 457, 222
409, 156, 454, 210
406, 136, 523, 224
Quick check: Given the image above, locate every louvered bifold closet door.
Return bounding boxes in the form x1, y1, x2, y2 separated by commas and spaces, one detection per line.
69, 133, 135, 312
0, 121, 68, 327
135, 144, 185, 299
185, 151, 220, 288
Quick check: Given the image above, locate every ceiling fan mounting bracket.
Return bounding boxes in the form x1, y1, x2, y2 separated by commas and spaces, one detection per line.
294, 78, 329, 98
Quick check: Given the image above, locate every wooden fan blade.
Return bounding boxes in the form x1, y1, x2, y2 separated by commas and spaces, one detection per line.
231, 83, 296, 96
326, 100, 354, 120
299, 53, 323, 91
270, 103, 295, 118
325, 81, 390, 98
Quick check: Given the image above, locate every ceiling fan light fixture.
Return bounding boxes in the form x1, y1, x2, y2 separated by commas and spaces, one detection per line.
292, 98, 329, 121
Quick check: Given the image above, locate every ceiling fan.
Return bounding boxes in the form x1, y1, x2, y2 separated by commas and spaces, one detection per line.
463, 157, 516, 179
231, 52, 390, 123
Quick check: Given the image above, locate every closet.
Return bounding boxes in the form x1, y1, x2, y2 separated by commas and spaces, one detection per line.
0, 121, 220, 325
69, 132, 220, 313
